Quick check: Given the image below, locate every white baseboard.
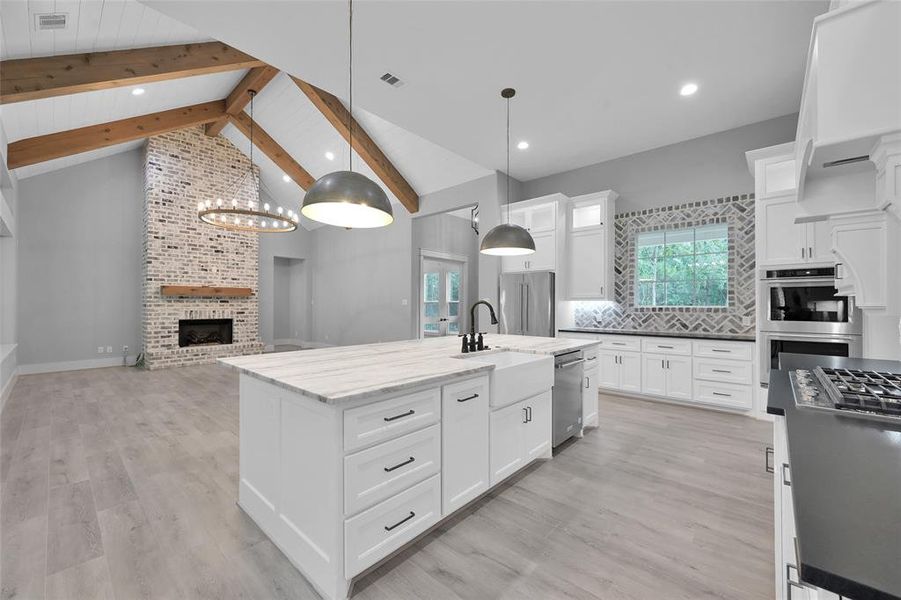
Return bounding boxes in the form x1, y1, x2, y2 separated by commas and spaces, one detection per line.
272, 339, 333, 350
18, 355, 138, 375
1, 369, 18, 413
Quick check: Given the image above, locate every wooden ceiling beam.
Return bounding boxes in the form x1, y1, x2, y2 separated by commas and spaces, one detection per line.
291, 76, 419, 213
205, 65, 280, 137
1, 42, 264, 104
7, 100, 225, 169
228, 110, 316, 190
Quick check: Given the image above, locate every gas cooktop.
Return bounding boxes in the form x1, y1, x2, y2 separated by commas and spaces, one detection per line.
790, 366, 901, 424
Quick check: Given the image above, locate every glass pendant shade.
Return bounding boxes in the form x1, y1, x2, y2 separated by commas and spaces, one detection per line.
480, 223, 535, 255
301, 170, 394, 228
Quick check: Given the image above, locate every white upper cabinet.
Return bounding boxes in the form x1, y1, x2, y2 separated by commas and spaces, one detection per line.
500, 195, 563, 274
563, 191, 617, 300
832, 211, 893, 309
795, 0, 901, 196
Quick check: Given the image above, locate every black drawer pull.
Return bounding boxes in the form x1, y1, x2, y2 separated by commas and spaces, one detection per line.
457, 393, 479, 403
712, 349, 731, 353
586, 356, 597, 361
384, 511, 415, 531
712, 391, 732, 397
384, 456, 415, 472
611, 342, 626, 346
384, 409, 415, 422
657, 345, 674, 349
712, 369, 732, 374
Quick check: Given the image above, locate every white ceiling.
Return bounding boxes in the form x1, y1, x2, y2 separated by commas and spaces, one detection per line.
143, 0, 827, 181
0, 0, 493, 229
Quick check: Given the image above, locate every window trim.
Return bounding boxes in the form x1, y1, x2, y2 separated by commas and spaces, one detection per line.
633, 223, 730, 309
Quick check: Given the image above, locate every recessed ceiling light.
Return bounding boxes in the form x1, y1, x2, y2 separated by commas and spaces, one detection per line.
325, 151, 335, 161
680, 82, 698, 96
517, 141, 529, 150
131, 87, 145, 96
282, 174, 291, 183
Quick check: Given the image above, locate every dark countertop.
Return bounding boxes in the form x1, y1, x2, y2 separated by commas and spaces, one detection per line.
558, 327, 755, 342
768, 353, 901, 600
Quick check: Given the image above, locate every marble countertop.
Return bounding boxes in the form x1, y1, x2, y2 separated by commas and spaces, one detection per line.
558, 327, 756, 342
221, 334, 598, 404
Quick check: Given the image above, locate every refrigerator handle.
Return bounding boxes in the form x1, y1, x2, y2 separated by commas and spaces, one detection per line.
525, 284, 530, 333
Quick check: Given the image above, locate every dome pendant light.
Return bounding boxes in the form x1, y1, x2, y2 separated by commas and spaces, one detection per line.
301, 0, 393, 229
480, 88, 535, 256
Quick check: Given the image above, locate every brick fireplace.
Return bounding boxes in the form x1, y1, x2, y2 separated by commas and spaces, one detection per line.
141, 126, 263, 369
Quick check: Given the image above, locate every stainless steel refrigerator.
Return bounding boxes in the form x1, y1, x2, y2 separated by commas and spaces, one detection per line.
499, 272, 555, 337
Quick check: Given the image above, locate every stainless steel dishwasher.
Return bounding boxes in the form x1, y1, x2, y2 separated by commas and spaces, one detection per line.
553, 349, 584, 447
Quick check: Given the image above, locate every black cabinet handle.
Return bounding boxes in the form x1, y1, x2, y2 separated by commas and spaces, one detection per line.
712, 391, 731, 397
522, 407, 528, 423
712, 369, 732, 374
526, 406, 532, 422
657, 345, 674, 349
457, 393, 479, 403
587, 356, 597, 361
711, 348, 731, 353
782, 463, 791, 487
384, 409, 415, 422
384, 456, 415, 472
384, 511, 415, 531
765, 447, 774, 473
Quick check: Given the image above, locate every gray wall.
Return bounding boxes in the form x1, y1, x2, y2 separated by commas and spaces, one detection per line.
258, 211, 312, 347
411, 213, 480, 334
17, 150, 143, 367
309, 210, 414, 346
521, 114, 798, 213
1, 124, 19, 400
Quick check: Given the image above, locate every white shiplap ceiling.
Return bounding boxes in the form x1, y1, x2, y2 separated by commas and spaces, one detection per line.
0, 0, 494, 229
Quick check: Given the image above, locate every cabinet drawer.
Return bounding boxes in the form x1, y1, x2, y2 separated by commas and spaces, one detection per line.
344, 474, 441, 577
597, 335, 642, 352
442, 375, 489, 406
694, 380, 753, 411
344, 424, 441, 516
641, 338, 692, 355
344, 388, 441, 453
692, 340, 753, 361
693, 357, 753, 386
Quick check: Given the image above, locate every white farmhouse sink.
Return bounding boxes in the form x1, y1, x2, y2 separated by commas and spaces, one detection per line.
459, 351, 554, 408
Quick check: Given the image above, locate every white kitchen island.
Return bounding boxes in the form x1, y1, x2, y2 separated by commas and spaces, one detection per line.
221, 334, 598, 600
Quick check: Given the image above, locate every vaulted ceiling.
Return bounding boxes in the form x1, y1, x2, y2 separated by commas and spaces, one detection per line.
0, 0, 492, 230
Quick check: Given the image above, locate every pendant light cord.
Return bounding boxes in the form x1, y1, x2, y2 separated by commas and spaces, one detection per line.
506, 94, 511, 222
348, 0, 354, 173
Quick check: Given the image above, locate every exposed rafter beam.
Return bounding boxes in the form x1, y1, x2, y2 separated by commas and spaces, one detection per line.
205, 65, 280, 137
7, 101, 225, 169
291, 77, 419, 213
1, 42, 264, 105
228, 110, 315, 190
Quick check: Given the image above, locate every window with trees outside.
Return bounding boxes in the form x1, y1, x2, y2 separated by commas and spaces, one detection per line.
635, 224, 729, 307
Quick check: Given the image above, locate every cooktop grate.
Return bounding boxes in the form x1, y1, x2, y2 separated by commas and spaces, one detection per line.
813, 367, 901, 417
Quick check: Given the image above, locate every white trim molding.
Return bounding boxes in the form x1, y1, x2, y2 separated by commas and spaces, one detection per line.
18, 355, 139, 375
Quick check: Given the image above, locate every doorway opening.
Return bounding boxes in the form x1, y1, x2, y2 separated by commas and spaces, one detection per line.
273, 257, 307, 350
420, 251, 468, 338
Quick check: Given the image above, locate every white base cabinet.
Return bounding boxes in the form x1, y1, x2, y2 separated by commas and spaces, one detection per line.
582, 346, 600, 428
489, 391, 552, 486
558, 332, 755, 413
441, 376, 489, 514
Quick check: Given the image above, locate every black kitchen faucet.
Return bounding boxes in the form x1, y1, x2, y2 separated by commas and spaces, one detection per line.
460, 300, 498, 353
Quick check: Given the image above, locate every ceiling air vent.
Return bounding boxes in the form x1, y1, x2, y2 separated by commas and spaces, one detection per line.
380, 72, 405, 88
35, 13, 68, 30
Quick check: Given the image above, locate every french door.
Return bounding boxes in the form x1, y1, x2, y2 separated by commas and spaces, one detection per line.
421, 257, 465, 337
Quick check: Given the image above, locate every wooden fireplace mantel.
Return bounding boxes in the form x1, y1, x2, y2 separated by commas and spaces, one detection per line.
160, 285, 253, 298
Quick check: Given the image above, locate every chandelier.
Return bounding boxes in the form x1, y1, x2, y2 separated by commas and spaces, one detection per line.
197, 90, 299, 233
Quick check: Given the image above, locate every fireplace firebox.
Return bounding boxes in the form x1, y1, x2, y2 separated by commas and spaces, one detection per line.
178, 319, 233, 348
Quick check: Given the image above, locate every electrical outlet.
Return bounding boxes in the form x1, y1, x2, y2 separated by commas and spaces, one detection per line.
741, 316, 753, 327
123, 345, 128, 354
106, 346, 113, 354
97, 346, 104, 354
401, 298, 408, 306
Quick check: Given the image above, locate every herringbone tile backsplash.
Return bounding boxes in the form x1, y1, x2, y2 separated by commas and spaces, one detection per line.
573, 194, 756, 336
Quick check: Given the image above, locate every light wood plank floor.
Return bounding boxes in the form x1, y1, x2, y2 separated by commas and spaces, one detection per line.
1, 364, 773, 600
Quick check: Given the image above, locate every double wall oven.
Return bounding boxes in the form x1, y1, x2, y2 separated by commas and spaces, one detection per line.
759, 267, 862, 384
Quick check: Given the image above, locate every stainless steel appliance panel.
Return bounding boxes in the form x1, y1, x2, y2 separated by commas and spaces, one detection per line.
758, 268, 861, 336
499, 274, 524, 335
553, 350, 584, 447
523, 272, 555, 337
499, 272, 555, 337
759, 331, 862, 384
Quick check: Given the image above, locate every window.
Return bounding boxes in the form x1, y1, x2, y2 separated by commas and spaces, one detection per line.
636, 224, 728, 307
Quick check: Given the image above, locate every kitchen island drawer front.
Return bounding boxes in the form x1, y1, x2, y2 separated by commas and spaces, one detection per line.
597, 335, 642, 352
641, 338, 692, 355
694, 380, 753, 410
344, 388, 441, 453
345, 474, 441, 577
344, 424, 441, 516
693, 357, 753, 385
692, 340, 753, 361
